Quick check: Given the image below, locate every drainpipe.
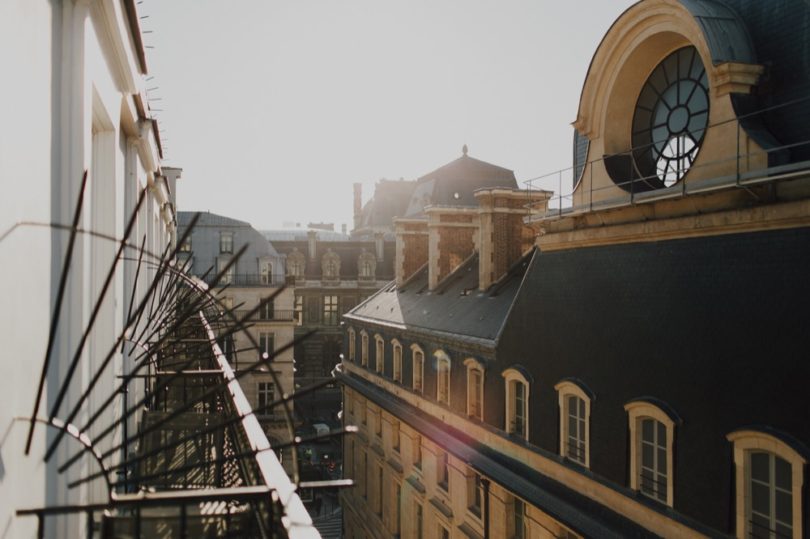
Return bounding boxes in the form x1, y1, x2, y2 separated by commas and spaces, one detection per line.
482, 477, 490, 539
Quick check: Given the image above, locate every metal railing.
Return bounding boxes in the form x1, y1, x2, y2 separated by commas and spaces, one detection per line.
232, 309, 296, 322
206, 274, 286, 287
524, 96, 810, 220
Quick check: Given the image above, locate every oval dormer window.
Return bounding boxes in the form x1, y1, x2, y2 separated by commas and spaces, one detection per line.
631, 46, 709, 188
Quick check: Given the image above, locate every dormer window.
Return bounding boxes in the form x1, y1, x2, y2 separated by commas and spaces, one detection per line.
358, 249, 377, 280
435, 351, 451, 406
322, 249, 341, 281
503, 368, 530, 440
464, 358, 484, 421
287, 248, 305, 279
219, 232, 233, 254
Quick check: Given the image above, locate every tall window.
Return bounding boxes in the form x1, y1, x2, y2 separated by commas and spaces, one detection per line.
466, 468, 483, 517
512, 497, 527, 539
412, 345, 424, 393
465, 359, 484, 420
413, 433, 422, 471
287, 248, 305, 279
219, 232, 233, 253
361, 332, 369, 367
259, 260, 272, 284
358, 249, 376, 279
257, 382, 274, 414
728, 430, 805, 539
347, 328, 356, 362
392, 340, 402, 382
437, 449, 448, 491
323, 295, 338, 325
217, 258, 233, 285
259, 299, 275, 320
376, 462, 384, 516
391, 419, 400, 453
294, 295, 303, 325
625, 401, 676, 507
258, 332, 274, 359
179, 237, 192, 252
415, 502, 423, 539
436, 352, 450, 406
393, 482, 402, 536
439, 525, 450, 539
375, 335, 384, 373
322, 249, 341, 281
555, 381, 591, 467
503, 369, 530, 440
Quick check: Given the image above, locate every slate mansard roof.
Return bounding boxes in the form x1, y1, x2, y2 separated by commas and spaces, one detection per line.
345, 251, 532, 345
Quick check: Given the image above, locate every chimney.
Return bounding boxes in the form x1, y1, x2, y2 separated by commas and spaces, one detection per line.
353, 183, 362, 231
342, 223, 347, 235
394, 218, 428, 285
475, 188, 551, 290
426, 207, 479, 291
307, 230, 317, 261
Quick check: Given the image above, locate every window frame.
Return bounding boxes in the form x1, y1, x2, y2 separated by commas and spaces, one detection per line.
258, 331, 274, 360
347, 327, 356, 362
503, 368, 530, 440
374, 334, 385, 374
554, 380, 592, 468
466, 466, 483, 518
322, 295, 339, 325
624, 400, 676, 507
727, 429, 806, 539
257, 381, 275, 415
411, 344, 424, 394
435, 350, 451, 406
219, 231, 233, 254
392, 339, 403, 383
360, 331, 369, 367
464, 358, 485, 421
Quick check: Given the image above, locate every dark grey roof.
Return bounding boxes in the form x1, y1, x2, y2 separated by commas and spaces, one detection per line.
403, 153, 517, 218
356, 179, 417, 233
679, 0, 756, 64
345, 252, 531, 343
262, 229, 351, 242
178, 211, 250, 228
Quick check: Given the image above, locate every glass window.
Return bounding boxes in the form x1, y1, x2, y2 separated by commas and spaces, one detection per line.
257, 382, 274, 414
323, 295, 338, 325
219, 232, 233, 254
748, 452, 793, 538
294, 295, 303, 325
179, 237, 192, 252
639, 418, 668, 503
413, 433, 422, 471
412, 347, 424, 393
566, 395, 587, 465
394, 482, 401, 535
375, 336, 384, 373
259, 299, 275, 321
348, 329, 356, 362
260, 260, 272, 284
361, 333, 369, 367
468, 366, 483, 420
415, 502, 423, 539
217, 258, 233, 285
393, 341, 402, 382
504, 369, 530, 440
439, 525, 449, 539
258, 332, 274, 359
437, 354, 450, 405
437, 449, 448, 491
467, 468, 482, 517
513, 498, 527, 539
392, 419, 400, 453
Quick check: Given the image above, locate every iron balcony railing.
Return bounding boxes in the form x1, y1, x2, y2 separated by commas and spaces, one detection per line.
232, 309, 296, 322
203, 274, 297, 287
10, 207, 353, 538
523, 96, 810, 220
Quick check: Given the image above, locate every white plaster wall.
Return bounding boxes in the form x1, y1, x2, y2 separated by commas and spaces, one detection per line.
0, 2, 55, 537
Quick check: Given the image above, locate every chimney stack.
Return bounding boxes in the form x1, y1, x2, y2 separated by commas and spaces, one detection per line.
394, 219, 429, 286
427, 207, 479, 291
307, 230, 317, 261
475, 188, 551, 290
353, 183, 362, 231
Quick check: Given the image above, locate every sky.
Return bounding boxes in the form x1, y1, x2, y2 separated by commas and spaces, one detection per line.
144, 0, 636, 231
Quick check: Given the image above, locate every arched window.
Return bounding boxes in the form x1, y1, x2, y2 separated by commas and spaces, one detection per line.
554, 380, 593, 468
503, 368, 530, 440
464, 358, 485, 421
727, 429, 806, 538
360, 331, 369, 367
624, 400, 679, 506
286, 248, 305, 279
435, 351, 451, 406
392, 339, 402, 383
411, 344, 424, 394
374, 334, 384, 373
347, 327, 356, 362
358, 249, 377, 280
322, 249, 341, 281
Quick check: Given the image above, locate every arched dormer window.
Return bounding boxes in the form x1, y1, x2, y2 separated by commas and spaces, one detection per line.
374, 334, 384, 373
502, 367, 530, 440
360, 330, 369, 367
391, 339, 402, 383
435, 350, 451, 406
554, 379, 594, 468
358, 249, 377, 280
286, 248, 305, 279
347, 327, 356, 362
624, 399, 681, 507
411, 344, 424, 394
727, 429, 806, 539
464, 358, 485, 421
322, 249, 341, 281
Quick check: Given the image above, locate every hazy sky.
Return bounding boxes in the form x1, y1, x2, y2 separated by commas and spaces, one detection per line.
145, 1, 636, 231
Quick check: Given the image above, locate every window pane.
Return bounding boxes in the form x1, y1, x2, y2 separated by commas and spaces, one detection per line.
642, 442, 654, 467
751, 452, 770, 482
774, 456, 791, 490
656, 448, 667, 474
751, 482, 769, 515
641, 418, 654, 442
775, 490, 792, 524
